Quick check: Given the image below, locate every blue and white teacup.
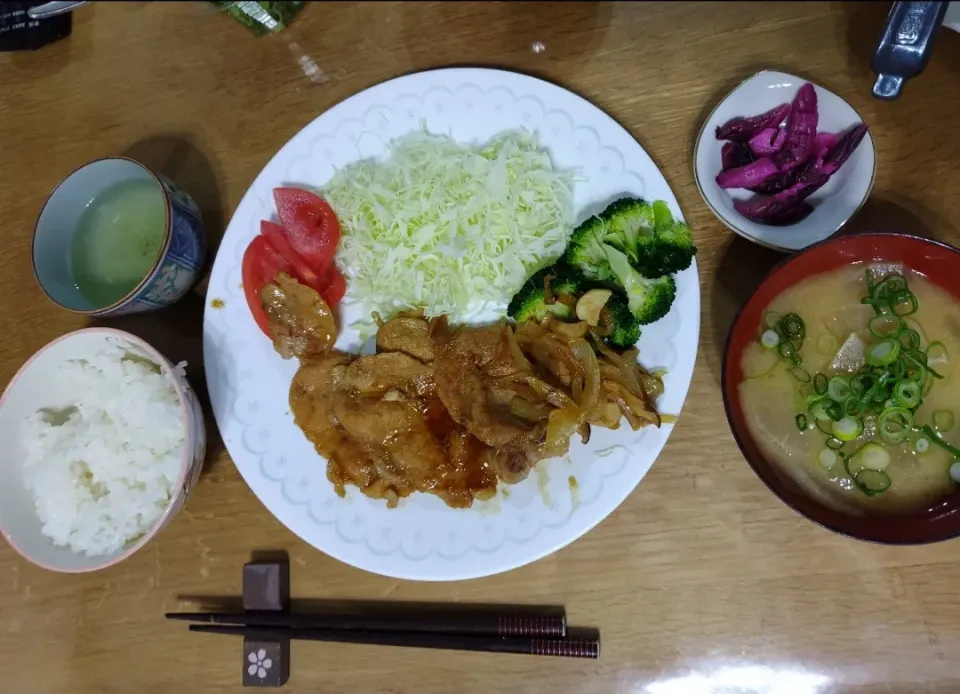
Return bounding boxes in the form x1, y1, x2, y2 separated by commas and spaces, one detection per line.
32, 157, 206, 316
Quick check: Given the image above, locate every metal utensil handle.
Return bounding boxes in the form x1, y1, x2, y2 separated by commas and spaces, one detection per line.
871, 1, 949, 100
27, 1, 87, 20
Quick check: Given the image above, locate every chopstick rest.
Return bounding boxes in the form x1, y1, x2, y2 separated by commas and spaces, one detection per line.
242, 561, 290, 688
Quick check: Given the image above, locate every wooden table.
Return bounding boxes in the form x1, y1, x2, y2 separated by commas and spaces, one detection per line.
2, 2, 959, 692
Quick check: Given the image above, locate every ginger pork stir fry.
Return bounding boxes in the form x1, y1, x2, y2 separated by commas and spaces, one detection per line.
287, 309, 665, 509
260, 272, 337, 359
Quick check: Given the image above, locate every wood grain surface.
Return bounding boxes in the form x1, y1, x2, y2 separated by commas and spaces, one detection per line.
1, 2, 959, 692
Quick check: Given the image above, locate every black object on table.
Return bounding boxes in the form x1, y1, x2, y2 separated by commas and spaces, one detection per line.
0, 2, 71, 51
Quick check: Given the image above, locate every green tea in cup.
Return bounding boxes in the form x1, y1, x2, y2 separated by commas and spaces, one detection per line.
71, 179, 167, 307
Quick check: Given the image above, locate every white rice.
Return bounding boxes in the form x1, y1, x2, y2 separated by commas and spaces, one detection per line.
19, 340, 185, 557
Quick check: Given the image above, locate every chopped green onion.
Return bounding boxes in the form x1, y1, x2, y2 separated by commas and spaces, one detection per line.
849, 374, 871, 397
933, 410, 955, 433
826, 437, 845, 450
866, 339, 900, 367
760, 329, 780, 349
869, 313, 903, 338
915, 437, 930, 454
898, 329, 920, 351
790, 367, 811, 383
844, 398, 866, 417
825, 401, 843, 420
827, 376, 850, 402
874, 273, 908, 298
902, 357, 927, 384
815, 418, 835, 435
819, 448, 838, 468
778, 340, 801, 365
891, 291, 919, 316
878, 407, 914, 445
779, 313, 805, 340
928, 341, 948, 367
858, 442, 891, 470
904, 318, 927, 347
832, 416, 862, 442
813, 373, 828, 395
816, 334, 838, 356
905, 350, 941, 380
809, 398, 830, 421
763, 310, 782, 329
950, 461, 960, 484
795, 414, 808, 431
842, 443, 891, 495
916, 425, 960, 459
855, 469, 892, 495
861, 296, 883, 315
893, 380, 921, 409
891, 358, 906, 380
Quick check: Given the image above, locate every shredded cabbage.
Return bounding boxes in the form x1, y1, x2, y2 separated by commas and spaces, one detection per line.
323, 129, 574, 322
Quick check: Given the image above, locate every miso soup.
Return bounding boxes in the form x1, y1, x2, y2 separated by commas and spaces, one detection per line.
739, 263, 959, 514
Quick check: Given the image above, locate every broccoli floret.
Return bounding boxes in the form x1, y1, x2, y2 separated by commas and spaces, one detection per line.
604, 244, 676, 325
634, 200, 697, 277
563, 216, 612, 283
507, 264, 583, 323
630, 274, 676, 325
564, 202, 678, 324
566, 197, 696, 282
564, 198, 656, 275
603, 292, 641, 347
603, 197, 656, 263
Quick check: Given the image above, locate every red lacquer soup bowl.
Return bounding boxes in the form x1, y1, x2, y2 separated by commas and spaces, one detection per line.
723, 233, 960, 544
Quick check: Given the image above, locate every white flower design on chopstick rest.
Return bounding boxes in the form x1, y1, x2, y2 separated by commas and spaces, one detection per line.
247, 648, 273, 679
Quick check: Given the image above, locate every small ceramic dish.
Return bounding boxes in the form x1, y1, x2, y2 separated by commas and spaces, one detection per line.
723, 233, 960, 544
0, 328, 206, 572
33, 156, 206, 317
694, 70, 876, 253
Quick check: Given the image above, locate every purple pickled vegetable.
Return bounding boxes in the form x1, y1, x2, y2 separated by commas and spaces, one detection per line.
747, 170, 796, 195
733, 170, 827, 219
715, 102, 791, 141
716, 157, 780, 189
721, 140, 755, 170
815, 132, 838, 153
735, 123, 868, 225
743, 201, 814, 226
773, 83, 819, 173
821, 123, 869, 176
748, 127, 787, 156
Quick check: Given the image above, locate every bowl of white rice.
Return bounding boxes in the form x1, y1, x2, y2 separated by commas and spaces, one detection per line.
0, 328, 205, 572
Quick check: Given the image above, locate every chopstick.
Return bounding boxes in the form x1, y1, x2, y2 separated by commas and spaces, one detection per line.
188, 624, 599, 659
166, 610, 566, 637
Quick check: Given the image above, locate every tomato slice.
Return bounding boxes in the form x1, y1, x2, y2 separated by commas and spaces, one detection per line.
320, 267, 347, 307
241, 235, 291, 337
273, 187, 340, 273
259, 220, 328, 293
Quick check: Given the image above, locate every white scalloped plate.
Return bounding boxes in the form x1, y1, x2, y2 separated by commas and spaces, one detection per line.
203, 68, 700, 581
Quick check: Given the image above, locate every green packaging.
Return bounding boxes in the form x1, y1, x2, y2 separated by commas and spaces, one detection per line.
213, 1, 305, 35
